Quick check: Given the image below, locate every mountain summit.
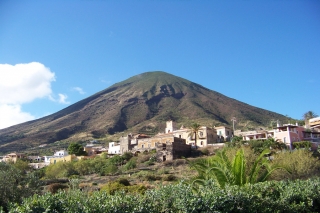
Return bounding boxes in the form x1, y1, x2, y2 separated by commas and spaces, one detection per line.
0, 71, 286, 153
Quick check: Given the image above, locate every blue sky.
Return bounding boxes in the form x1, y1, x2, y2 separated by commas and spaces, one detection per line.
0, 0, 319, 129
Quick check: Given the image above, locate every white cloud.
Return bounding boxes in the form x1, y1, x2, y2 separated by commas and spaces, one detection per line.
57, 94, 70, 104
0, 104, 35, 129
72, 87, 85, 94
0, 62, 60, 129
48, 93, 70, 104
0, 62, 55, 104
100, 78, 111, 84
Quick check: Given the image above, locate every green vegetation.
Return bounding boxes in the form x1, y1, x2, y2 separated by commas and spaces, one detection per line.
292, 141, 312, 149
6, 179, 320, 213
67, 143, 87, 156
0, 163, 41, 211
226, 138, 287, 153
2, 139, 320, 212
100, 178, 147, 195
190, 148, 286, 190
188, 123, 201, 146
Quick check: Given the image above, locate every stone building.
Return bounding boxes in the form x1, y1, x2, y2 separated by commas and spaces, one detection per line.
119, 133, 150, 154
165, 120, 222, 147
156, 136, 191, 162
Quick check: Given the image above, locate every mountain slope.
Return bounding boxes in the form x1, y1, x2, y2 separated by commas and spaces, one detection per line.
0, 71, 287, 153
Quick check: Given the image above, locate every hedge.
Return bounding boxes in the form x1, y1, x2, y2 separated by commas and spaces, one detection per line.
6, 178, 320, 213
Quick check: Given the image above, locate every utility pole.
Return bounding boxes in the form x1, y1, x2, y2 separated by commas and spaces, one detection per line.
231, 117, 236, 134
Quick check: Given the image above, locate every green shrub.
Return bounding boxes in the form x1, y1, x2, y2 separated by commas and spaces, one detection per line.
0, 163, 41, 211
101, 163, 118, 176
144, 160, 155, 166
162, 174, 176, 181
45, 161, 78, 179
157, 168, 170, 175
293, 141, 311, 149
270, 149, 320, 180
126, 184, 147, 194
123, 159, 136, 171
117, 178, 130, 186
143, 174, 162, 181
137, 154, 151, 163
47, 183, 68, 194
8, 179, 320, 213
122, 152, 133, 161
100, 182, 125, 195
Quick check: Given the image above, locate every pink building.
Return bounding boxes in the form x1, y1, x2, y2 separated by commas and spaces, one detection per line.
270, 124, 304, 150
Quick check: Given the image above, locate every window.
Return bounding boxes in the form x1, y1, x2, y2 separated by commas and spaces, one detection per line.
219, 131, 222, 136
283, 137, 286, 143
179, 135, 181, 138
200, 132, 203, 137
200, 141, 203, 145
142, 144, 144, 148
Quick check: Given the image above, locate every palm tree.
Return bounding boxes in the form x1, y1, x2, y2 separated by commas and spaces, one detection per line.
189, 148, 287, 190
303, 111, 318, 127
188, 123, 201, 147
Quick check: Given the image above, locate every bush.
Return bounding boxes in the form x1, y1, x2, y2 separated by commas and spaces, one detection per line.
293, 141, 311, 149
8, 179, 320, 213
117, 178, 130, 186
47, 183, 68, 194
162, 174, 176, 181
137, 154, 151, 163
122, 152, 133, 161
45, 162, 78, 179
157, 168, 170, 175
270, 149, 320, 180
126, 184, 147, 194
143, 174, 162, 181
144, 160, 155, 166
123, 159, 136, 171
73, 159, 93, 175
100, 182, 124, 195
0, 163, 41, 210
101, 163, 118, 176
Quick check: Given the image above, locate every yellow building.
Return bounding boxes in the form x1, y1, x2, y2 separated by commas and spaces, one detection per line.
50, 155, 84, 164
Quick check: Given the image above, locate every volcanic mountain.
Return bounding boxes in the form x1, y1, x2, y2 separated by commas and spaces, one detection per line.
0, 71, 287, 153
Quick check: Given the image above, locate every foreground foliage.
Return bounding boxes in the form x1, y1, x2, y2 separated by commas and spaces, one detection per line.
6, 178, 320, 213
190, 148, 286, 189
0, 163, 41, 211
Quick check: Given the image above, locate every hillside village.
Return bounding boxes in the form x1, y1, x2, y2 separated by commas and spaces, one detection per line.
1, 116, 320, 169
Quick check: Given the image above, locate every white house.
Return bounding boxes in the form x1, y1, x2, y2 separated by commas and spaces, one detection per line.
54, 150, 68, 157
108, 142, 120, 154
43, 156, 54, 164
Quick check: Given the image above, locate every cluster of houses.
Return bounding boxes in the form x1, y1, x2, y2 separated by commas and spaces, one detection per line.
235, 118, 320, 150
0, 149, 79, 169
97, 121, 232, 162
1, 117, 320, 168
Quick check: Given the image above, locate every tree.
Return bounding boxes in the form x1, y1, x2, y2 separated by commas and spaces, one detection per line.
190, 148, 287, 190
0, 163, 41, 210
67, 143, 87, 156
188, 123, 201, 147
303, 111, 318, 127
